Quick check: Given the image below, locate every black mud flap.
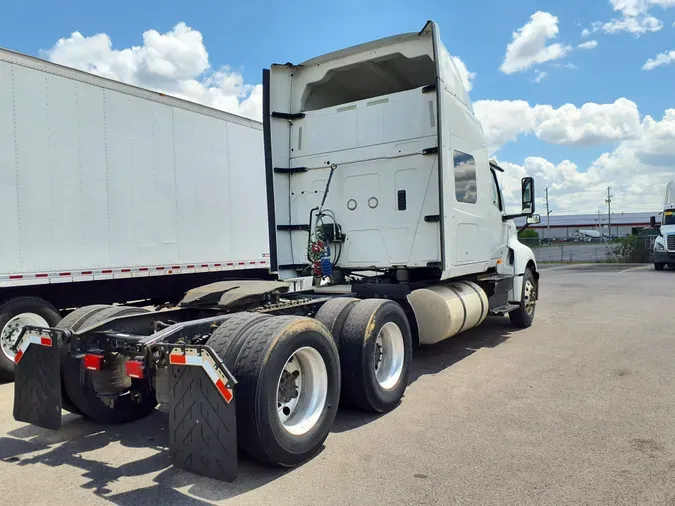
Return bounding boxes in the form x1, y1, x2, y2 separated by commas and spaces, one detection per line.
167, 344, 238, 482
13, 327, 62, 430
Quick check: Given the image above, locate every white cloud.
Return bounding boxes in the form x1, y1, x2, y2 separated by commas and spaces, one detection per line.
473, 100, 536, 153
642, 49, 675, 69
474, 98, 642, 153
496, 108, 675, 213
500, 11, 572, 74
600, 15, 663, 34
532, 69, 548, 83
552, 62, 578, 69
577, 40, 599, 49
584, 0, 675, 36
44, 23, 262, 121
451, 56, 476, 92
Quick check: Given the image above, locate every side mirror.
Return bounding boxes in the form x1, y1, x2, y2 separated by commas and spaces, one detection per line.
650, 216, 660, 229
527, 214, 541, 225
521, 177, 535, 215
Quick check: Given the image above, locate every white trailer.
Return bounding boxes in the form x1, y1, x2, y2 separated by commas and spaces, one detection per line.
0, 48, 270, 378
12, 21, 542, 483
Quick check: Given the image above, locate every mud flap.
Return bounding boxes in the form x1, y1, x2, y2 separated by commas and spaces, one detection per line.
13, 327, 62, 430
167, 345, 238, 482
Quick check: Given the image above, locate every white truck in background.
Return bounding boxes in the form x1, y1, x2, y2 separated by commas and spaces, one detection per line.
0, 48, 270, 379
12, 21, 542, 483
650, 180, 675, 270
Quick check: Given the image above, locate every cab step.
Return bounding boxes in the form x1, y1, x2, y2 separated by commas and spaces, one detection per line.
488, 303, 520, 315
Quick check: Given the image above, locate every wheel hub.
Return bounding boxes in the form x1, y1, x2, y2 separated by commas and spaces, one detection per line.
1, 313, 49, 361
275, 346, 328, 436
524, 280, 536, 315
373, 322, 405, 391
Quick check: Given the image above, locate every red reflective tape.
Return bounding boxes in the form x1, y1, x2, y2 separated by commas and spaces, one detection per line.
139, 267, 148, 272
121, 268, 131, 273
125, 360, 144, 379
214, 263, 221, 267
172, 266, 180, 269
81, 271, 92, 275
169, 354, 186, 365
59, 272, 71, 276
40, 336, 52, 347
249, 261, 256, 265
227, 262, 234, 266
261, 260, 267, 264
156, 266, 165, 270
201, 264, 209, 268
36, 273, 48, 278
102, 269, 113, 274
187, 265, 195, 269
14, 349, 23, 364
238, 262, 245, 266
9, 275, 23, 280
215, 378, 233, 403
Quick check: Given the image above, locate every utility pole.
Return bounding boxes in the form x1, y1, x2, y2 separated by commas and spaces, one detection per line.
605, 186, 612, 236
545, 187, 551, 240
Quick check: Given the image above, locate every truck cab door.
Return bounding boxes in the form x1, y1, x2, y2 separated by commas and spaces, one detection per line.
487, 167, 508, 263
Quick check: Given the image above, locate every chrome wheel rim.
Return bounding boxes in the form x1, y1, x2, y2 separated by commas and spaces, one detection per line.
374, 322, 405, 390
1, 313, 49, 361
276, 346, 328, 436
524, 280, 536, 316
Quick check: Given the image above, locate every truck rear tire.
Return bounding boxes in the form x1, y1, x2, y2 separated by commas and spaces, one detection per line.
206, 312, 272, 369
0, 297, 62, 380
339, 299, 412, 413
233, 316, 340, 467
655, 263, 665, 271
509, 268, 537, 328
314, 297, 360, 348
55, 304, 110, 414
63, 305, 157, 424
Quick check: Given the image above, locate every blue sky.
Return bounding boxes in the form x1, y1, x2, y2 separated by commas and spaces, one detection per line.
2, 0, 674, 213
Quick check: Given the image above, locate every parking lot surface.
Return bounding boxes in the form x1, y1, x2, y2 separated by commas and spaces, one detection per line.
0, 263, 673, 505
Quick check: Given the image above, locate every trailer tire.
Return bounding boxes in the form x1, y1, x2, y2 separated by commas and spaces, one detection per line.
314, 297, 360, 348
206, 312, 272, 369
0, 297, 62, 380
63, 306, 157, 424
339, 299, 412, 413
509, 268, 536, 328
55, 304, 110, 414
233, 316, 340, 467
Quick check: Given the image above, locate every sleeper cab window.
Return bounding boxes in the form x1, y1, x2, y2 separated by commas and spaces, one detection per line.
453, 151, 477, 204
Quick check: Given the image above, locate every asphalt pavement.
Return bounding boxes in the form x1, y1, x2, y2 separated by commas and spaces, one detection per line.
0, 263, 673, 505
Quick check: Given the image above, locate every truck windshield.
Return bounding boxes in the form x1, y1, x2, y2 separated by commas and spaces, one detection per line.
664, 210, 675, 225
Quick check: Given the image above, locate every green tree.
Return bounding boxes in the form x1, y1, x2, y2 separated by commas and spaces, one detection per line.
518, 228, 539, 239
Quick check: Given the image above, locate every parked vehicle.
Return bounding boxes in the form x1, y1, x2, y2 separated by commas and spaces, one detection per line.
650, 181, 675, 270
0, 47, 270, 378
12, 21, 540, 482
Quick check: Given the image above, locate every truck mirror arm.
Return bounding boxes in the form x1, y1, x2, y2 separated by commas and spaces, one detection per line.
502, 212, 532, 222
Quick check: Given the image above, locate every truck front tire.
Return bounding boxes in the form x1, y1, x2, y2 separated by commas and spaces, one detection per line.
509, 268, 537, 328
654, 263, 665, 271
0, 297, 62, 380
232, 316, 340, 467
339, 299, 412, 413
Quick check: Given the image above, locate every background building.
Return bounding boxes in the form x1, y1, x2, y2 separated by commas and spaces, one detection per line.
515, 212, 659, 240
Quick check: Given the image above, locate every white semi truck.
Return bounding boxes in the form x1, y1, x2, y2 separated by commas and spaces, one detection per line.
12, 21, 541, 482
0, 47, 270, 379
650, 180, 675, 270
